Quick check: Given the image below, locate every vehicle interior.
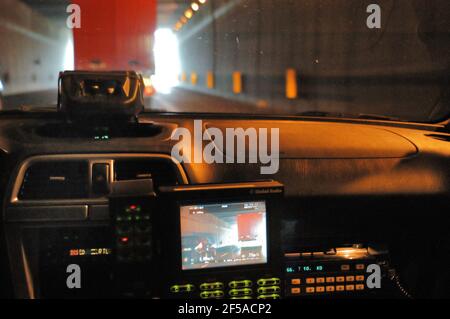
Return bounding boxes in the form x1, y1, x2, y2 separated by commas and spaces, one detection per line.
0, 0, 449, 300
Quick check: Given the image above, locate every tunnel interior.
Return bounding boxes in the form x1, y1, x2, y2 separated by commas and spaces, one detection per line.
0, 0, 449, 121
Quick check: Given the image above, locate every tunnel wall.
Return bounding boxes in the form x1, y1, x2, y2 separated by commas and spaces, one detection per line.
0, 0, 69, 96
177, 0, 450, 120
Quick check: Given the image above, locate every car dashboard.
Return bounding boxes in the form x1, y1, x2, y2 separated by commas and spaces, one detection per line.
1, 112, 450, 299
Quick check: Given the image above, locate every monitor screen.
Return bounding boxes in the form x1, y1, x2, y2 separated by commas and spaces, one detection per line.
180, 201, 268, 270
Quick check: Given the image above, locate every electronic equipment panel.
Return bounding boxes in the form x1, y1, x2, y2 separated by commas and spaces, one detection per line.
25, 179, 398, 299
284, 247, 392, 298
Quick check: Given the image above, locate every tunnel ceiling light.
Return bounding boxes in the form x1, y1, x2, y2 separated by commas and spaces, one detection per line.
184, 9, 193, 19
191, 3, 199, 11
175, 1, 207, 32
175, 22, 182, 30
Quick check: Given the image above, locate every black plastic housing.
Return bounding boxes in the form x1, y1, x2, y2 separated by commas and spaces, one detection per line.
57, 70, 145, 121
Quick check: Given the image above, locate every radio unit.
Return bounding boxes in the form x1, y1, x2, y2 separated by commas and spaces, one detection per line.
284, 246, 392, 298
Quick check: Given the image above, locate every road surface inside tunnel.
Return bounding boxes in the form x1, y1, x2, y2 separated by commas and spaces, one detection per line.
2, 87, 273, 114
150, 87, 272, 114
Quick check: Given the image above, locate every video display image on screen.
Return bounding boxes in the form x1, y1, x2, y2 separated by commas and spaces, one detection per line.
180, 201, 268, 270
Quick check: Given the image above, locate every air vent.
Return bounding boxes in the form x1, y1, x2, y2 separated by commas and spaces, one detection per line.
19, 161, 89, 200
426, 134, 450, 142
114, 159, 179, 188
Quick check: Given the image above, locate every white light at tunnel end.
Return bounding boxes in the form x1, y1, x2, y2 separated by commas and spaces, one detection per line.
63, 38, 75, 71
153, 28, 181, 94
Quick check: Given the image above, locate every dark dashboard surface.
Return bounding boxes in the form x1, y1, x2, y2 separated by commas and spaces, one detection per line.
0, 112, 450, 299
1, 112, 449, 196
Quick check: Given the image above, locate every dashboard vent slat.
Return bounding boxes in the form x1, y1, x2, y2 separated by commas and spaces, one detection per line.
19, 161, 89, 200
114, 159, 179, 188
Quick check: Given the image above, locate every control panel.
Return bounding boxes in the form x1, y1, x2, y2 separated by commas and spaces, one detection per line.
166, 246, 392, 299
284, 246, 390, 297
169, 276, 283, 299
111, 198, 154, 263
110, 196, 156, 297
31, 180, 399, 299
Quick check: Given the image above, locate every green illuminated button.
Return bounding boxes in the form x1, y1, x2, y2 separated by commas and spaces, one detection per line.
257, 286, 281, 295
200, 291, 213, 299
228, 280, 252, 289
200, 282, 224, 291
200, 290, 224, 299
231, 296, 252, 299
257, 293, 281, 299
170, 284, 195, 293
257, 277, 281, 286
229, 288, 253, 297
212, 290, 224, 298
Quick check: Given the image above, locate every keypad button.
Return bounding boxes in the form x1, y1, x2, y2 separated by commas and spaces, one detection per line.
341, 264, 350, 271
291, 287, 301, 294
291, 278, 301, 285
346, 285, 355, 291
306, 287, 315, 293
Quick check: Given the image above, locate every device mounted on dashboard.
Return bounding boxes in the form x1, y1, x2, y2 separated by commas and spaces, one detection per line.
57, 70, 145, 122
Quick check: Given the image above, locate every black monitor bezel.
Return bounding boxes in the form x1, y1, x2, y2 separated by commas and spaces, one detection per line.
157, 181, 283, 281
178, 198, 271, 272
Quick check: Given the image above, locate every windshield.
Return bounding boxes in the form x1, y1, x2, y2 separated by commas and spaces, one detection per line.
0, 0, 449, 122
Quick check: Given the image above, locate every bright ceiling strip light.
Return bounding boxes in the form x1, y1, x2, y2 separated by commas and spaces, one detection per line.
175, 0, 208, 32
184, 9, 193, 19
191, 3, 199, 11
